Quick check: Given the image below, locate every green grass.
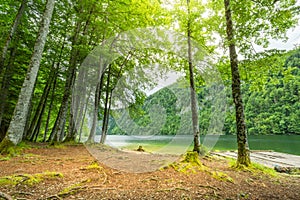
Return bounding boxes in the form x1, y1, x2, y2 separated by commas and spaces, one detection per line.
0, 172, 63, 186
228, 158, 278, 177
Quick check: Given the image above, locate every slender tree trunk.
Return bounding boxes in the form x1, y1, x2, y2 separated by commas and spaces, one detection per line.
0, 0, 27, 76
64, 6, 94, 143
43, 73, 57, 142
102, 88, 114, 141
50, 20, 81, 142
224, 0, 250, 166
0, 46, 17, 138
99, 54, 130, 144
87, 74, 104, 143
187, 0, 200, 153
79, 90, 91, 142
0, 0, 55, 148
72, 68, 88, 142
100, 66, 111, 144
27, 70, 54, 141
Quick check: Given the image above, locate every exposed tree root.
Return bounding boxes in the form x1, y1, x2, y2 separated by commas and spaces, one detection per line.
45, 194, 63, 200
197, 184, 220, 191
156, 187, 190, 192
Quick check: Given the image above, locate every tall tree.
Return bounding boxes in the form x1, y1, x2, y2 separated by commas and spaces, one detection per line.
186, 0, 201, 153
0, 0, 55, 151
0, 0, 27, 76
223, 0, 250, 166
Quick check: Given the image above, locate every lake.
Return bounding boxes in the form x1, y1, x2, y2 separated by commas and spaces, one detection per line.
94, 135, 300, 156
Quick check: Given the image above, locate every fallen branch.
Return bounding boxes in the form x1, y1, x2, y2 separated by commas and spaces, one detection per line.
12, 191, 34, 196
58, 186, 87, 197
141, 177, 159, 182
0, 192, 13, 200
198, 184, 220, 191
89, 187, 116, 190
44, 194, 63, 200
156, 187, 190, 192
101, 170, 108, 184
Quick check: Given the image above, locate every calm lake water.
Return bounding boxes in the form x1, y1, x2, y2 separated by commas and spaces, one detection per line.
96, 135, 300, 156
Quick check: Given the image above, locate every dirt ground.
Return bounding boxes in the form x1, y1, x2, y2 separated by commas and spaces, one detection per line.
0, 144, 299, 200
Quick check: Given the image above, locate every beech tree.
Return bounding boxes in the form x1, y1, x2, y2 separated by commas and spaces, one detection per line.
186, 0, 201, 153
0, 0, 27, 134
0, 0, 55, 151
223, 0, 250, 166
216, 0, 299, 166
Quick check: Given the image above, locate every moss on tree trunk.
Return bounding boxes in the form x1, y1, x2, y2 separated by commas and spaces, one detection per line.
0, 137, 16, 155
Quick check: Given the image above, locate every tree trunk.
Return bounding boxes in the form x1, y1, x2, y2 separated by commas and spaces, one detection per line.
224, 0, 251, 166
100, 66, 111, 144
27, 69, 54, 141
43, 72, 57, 142
0, 0, 55, 147
0, 0, 27, 76
79, 90, 91, 142
187, 0, 200, 153
0, 46, 17, 139
49, 19, 81, 143
87, 74, 104, 143
103, 87, 114, 141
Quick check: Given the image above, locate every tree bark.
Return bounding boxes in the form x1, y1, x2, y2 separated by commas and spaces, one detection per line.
224, 0, 251, 166
43, 72, 57, 142
0, 0, 27, 76
1, 0, 55, 146
79, 90, 91, 142
49, 18, 81, 143
100, 66, 111, 144
27, 65, 56, 141
87, 74, 104, 143
0, 46, 17, 140
187, 0, 200, 153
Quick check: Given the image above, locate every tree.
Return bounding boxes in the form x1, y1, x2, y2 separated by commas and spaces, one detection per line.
223, 0, 250, 166
0, 0, 28, 138
220, 0, 299, 166
0, 0, 55, 151
186, 0, 201, 153
0, 0, 27, 76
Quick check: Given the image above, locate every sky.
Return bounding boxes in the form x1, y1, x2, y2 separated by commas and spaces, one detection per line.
267, 22, 300, 51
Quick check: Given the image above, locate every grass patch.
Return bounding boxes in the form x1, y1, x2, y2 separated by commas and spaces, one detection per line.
0, 155, 10, 161
168, 151, 206, 174
0, 140, 32, 156
81, 161, 102, 170
58, 179, 90, 197
209, 171, 234, 183
228, 158, 277, 177
0, 171, 63, 186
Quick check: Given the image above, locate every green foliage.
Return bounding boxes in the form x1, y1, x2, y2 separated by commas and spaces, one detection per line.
0, 0, 299, 147
108, 49, 299, 136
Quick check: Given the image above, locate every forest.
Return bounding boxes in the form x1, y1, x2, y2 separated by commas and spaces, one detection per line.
0, 0, 299, 162
109, 49, 300, 136
0, 0, 300, 199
